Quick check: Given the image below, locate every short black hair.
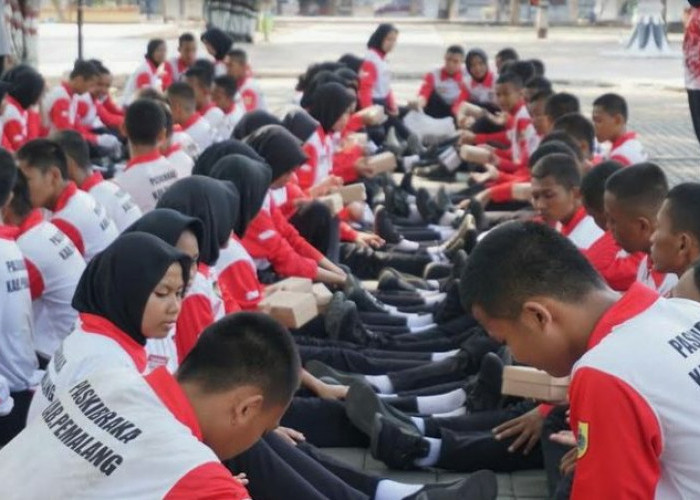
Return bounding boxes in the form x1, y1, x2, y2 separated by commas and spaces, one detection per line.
176, 312, 301, 406
460, 221, 605, 319
167, 82, 196, 113
125, 99, 166, 146
446, 45, 465, 57
496, 72, 523, 89
226, 48, 248, 65
528, 140, 577, 169
496, 47, 519, 62
9, 170, 32, 218
178, 32, 196, 46
185, 64, 214, 89
70, 59, 99, 80
0, 148, 17, 206
532, 152, 581, 190
544, 92, 580, 122
693, 260, 700, 294
525, 76, 552, 92
540, 131, 585, 162
593, 93, 628, 121
580, 160, 623, 212
509, 61, 536, 86
52, 130, 90, 170
87, 59, 110, 75
160, 102, 174, 137
17, 139, 69, 180
552, 113, 596, 156
605, 162, 668, 216
530, 88, 554, 104
214, 75, 238, 98
665, 183, 700, 242
136, 87, 168, 104
528, 58, 545, 77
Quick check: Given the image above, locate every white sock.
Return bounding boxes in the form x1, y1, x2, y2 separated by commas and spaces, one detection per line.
375, 479, 423, 500
422, 293, 446, 305
431, 349, 460, 361
410, 416, 426, 434
432, 406, 467, 418
416, 388, 467, 415
395, 239, 421, 252
426, 279, 440, 289
414, 437, 441, 467
365, 374, 394, 394
402, 154, 420, 171
408, 324, 437, 334
405, 314, 434, 328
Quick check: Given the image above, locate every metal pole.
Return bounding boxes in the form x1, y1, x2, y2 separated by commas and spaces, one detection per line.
77, 0, 83, 59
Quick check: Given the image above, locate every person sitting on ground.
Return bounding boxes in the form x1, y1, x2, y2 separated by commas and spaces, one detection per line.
592, 92, 648, 165
122, 38, 169, 105
225, 48, 267, 112
164, 32, 198, 87
412, 45, 471, 120
167, 81, 214, 152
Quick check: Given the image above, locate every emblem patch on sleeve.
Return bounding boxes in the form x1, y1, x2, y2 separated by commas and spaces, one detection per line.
577, 421, 589, 459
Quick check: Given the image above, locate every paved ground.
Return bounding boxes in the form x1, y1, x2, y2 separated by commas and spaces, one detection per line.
35, 19, 700, 498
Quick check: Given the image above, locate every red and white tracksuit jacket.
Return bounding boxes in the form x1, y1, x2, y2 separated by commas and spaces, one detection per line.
10, 361, 250, 499
358, 48, 396, 111
636, 255, 678, 296
236, 75, 267, 112
80, 171, 142, 233
557, 206, 604, 251
16, 210, 85, 359
242, 191, 323, 279
215, 235, 264, 312
298, 126, 334, 191
50, 182, 119, 262
92, 94, 124, 130
164, 143, 195, 179
583, 231, 644, 292
463, 70, 496, 105
163, 56, 190, 89
122, 57, 165, 105
1, 96, 38, 152
417, 67, 471, 115
607, 131, 648, 166
200, 103, 225, 142
570, 283, 700, 499
42, 83, 97, 143
217, 102, 245, 140
181, 113, 214, 153
174, 264, 225, 363
113, 150, 179, 213
0, 226, 40, 393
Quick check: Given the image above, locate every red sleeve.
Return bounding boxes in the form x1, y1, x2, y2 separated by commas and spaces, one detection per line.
49, 98, 73, 131
489, 182, 515, 203
345, 113, 364, 134
218, 261, 264, 312
340, 221, 358, 242
24, 258, 44, 300
386, 91, 397, 113
135, 72, 151, 90
570, 367, 662, 499
96, 101, 124, 129
584, 235, 643, 292
358, 60, 377, 109
161, 64, 173, 90
27, 110, 43, 139
296, 142, 318, 191
474, 130, 509, 146
271, 204, 324, 262
103, 97, 124, 116
175, 294, 215, 362
3, 119, 24, 152
277, 182, 306, 220
164, 462, 251, 500
242, 211, 319, 279
332, 146, 363, 183
51, 218, 85, 257
241, 88, 259, 112
495, 155, 526, 175
417, 72, 435, 101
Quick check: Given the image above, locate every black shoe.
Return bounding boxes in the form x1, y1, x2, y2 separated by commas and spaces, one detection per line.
399, 171, 417, 196
384, 184, 411, 218
345, 273, 389, 313
465, 352, 504, 412
306, 360, 372, 388
449, 249, 469, 282
378, 268, 418, 293
370, 414, 429, 470
406, 133, 426, 156
324, 292, 367, 344
413, 163, 455, 182
423, 261, 452, 281
469, 198, 488, 232
416, 188, 443, 224
374, 206, 402, 245
345, 382, 417, 436
407, 470, 498, 500
436, 187, 452, 214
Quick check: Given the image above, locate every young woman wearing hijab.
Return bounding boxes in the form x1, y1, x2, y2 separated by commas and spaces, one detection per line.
123, 208, 204, 373
156, 176, 240, 361
1, 65, 44, 152
465, 48, 502, 135
232, 109, 282, 140
122, 38, 169, 105
192, 138, 263, 176
200, 27, 234, 77
26, 232, 191, 422
243, 124, 347, 284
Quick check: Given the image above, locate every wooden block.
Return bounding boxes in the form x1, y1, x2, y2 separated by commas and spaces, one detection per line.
312, 283, 333, 312
460, 145, 491, 164
367, 152, 397, 175
357, 105, 386, 125
338, 183, 367, 203
501, 366, 570, 402
318, 193, 344, 215
348, 133, 368, 147
258, 291, 318, 329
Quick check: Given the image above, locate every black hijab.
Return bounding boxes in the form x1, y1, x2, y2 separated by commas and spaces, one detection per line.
310, 82, 356, 133
244, 125, 308, 181
338, 53, 363, 73
209, 154, 272, 236
156, 177, 240, 266
123, 208, 205, 250
201, 28, 233, 61
335, 67, 359, 90
146, 38, 166, 65
2, 64, 44, 109
300, 70, 345, 110
282, 109, 319, 143
367, 23, 397, 53
72, 232, 192, 346
466, 49, 489, 82
193, 139, 264, 176
233, 110, 283, 140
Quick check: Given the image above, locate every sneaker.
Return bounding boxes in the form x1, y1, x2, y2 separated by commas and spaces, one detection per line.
373, 206, 402, 245
465, 352, 504, 412
345, 382, 418, 436
324, 292, 368, 345
345, 273, 389, 314
306, 360, 372, 389
378, 268, 418, 293
370, 414, 429, 470
384, 184, 411, 218
416, 188, 444, 224
469, 198, 488, 232
413, 163, 455, 182
407, 470, 498, 500
399, 171, 417, 196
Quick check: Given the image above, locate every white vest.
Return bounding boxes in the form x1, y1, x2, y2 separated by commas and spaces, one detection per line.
608, 133, 648, 166
166, 144, 195, 179
218, 105, 245, 140
566, 216, 604, 251
42, 84, 79, 134
429, 67, 466, 105
201, 105, 225, 142
364, 49, 392, 100
113, 153, 179, 213
83, 173, 143, 233
508, 103, 540, 164
183, 115, 214, 153
122, 59, 163, 106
